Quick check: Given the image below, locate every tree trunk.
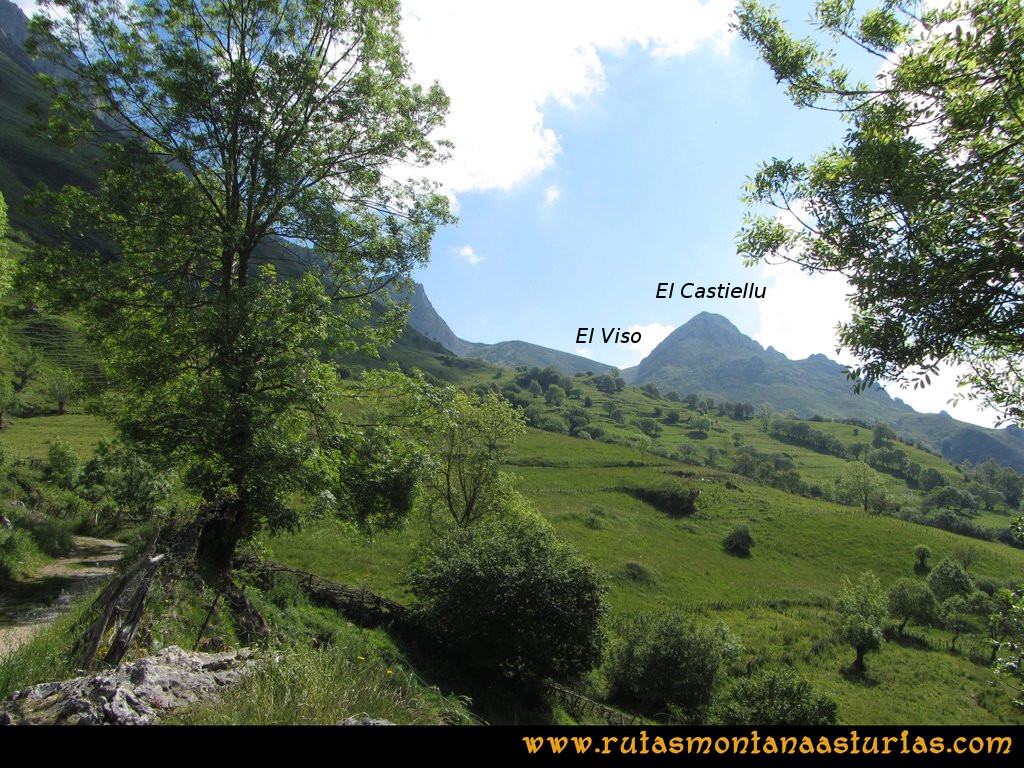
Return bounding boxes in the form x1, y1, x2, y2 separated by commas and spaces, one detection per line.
195, 498, 250, 585
853, 645, 866, 671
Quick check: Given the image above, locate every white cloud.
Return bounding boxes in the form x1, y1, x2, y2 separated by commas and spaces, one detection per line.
627, 322, 675, 362
576, 347, 594, 359
544, 185, 561, 207
400, 0, 735, 195
457, 245, 483, 265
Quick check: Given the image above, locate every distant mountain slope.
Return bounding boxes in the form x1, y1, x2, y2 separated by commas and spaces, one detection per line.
0, 0, 100, 240
629, 312, 913, 423
401, 282, 613, 376
628, 312, 1024, 471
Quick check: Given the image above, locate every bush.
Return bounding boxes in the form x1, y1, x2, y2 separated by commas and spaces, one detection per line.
722, 524, 754, 557
0, 528, 40, 580
719, 668, 838, 725
623, 561, 655, 585
406, 512, 607, 681
625, 482, 699, 517
605, 611, 739, 722
46, 438, 80, 490
9, 509, 75, 557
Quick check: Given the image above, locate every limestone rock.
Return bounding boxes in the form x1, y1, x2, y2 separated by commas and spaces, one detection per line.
0, 645, 255, 725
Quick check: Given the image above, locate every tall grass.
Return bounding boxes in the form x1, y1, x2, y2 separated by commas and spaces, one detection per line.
174, 629, 474, 725
0, 587, 97, 699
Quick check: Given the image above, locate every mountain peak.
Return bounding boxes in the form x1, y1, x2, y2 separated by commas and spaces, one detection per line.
662, 312, 764, 354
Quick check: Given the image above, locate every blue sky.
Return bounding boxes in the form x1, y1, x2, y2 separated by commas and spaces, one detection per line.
398, 0, 1003, 428
11, 0, 999, 427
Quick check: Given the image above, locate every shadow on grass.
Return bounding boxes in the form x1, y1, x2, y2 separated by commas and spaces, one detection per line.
839, 664, 880, 687
0, 573, 77, 626
389, 628, 559, 725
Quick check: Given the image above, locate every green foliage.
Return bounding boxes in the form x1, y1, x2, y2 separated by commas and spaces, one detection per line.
28, 0, 451, 576
46, 437, 80, 490
0, 527, 41, 580
0, 588, 97, 699
719, 668, 838, 725
174, 633, 472, 725
835, 461, 886, 513
46, 367, 80, 415
604, 611, 739, 722
323, 426, 422, 533
0, 380, 15, 427
406, 511, 607, 681
915, 544, 932, 568
887, 577, 937, 634
544, 384, 565, 406
722, 524, 755, 557
928, 558, 974, 603
692, 414, 712, 436
79, 439, 172, 527
836, 570, 887, 671
735, 0, 1024, 422
11, 345, 43, 394
625, 482, 699, 517
992, 586, 1024, 711
367, 373, 527, 529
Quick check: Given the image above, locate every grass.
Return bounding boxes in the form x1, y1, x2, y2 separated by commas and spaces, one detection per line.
266, 424, 1024, 725
0, 414, 112, 460
0, 587, 98, 700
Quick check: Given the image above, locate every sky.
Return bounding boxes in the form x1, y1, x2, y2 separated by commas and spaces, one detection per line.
396, 0, 1003, 429
9, 0, 1000, 428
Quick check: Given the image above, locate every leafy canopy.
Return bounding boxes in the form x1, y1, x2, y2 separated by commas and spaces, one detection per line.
27, 0, 451, 576
405, 511, 608, 682
735, 0, 1024, 422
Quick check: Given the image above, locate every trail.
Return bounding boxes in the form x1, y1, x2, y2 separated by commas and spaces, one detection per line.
0, 536, 125, 659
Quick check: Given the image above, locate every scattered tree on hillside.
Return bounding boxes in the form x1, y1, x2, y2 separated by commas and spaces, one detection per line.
836, 571, 887, 672
920, 468, 947, 492
887, 577, 937, 634
922, 487, 979, 515
12, 346, 42, 393
544, 384, 565, 406
46, 367, 80, 415
928, 558, 974, 603
28, 0, 451, 578
723, 524, 755, 557
915, 545, 931, 570
835, 461, 886, 513
872, 423, 896, 449
735, 0, 1024, 422
692, 414, 712, 437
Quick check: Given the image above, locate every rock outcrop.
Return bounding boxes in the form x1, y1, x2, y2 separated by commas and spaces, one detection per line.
0, 646, 255, 725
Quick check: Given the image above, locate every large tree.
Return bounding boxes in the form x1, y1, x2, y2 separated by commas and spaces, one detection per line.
735, 0, 1024, 422
28, 0, 450, 577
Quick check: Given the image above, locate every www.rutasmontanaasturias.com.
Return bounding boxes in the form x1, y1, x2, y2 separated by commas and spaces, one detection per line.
655, 282, 766, 299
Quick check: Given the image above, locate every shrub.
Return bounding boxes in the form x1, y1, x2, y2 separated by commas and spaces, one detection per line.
623, 561, 655, 585
0, 528, 40, 580
719, 668, 838, 725
625, 482, 699, 517
46, 438, 80, 490
914, 544, 931, 568
927, 558, 974, 603
605, 611, 739, 721
406, 512, 607, 681
9, 509, 75, 557
723, 524, 754, 557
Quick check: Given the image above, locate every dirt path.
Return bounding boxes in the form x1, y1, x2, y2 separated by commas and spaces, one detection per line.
0, 536, 126, 659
